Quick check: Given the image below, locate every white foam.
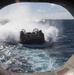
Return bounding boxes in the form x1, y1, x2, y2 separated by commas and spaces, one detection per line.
0, 3, 59, 44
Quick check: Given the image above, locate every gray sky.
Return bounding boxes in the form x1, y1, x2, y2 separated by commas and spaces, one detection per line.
0, 2, 74, 19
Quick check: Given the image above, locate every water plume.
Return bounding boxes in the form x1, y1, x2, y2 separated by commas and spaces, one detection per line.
0, 3, 60, 45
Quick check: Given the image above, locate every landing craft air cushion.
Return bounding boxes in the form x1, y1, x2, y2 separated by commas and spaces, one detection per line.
20, 28, 45, 44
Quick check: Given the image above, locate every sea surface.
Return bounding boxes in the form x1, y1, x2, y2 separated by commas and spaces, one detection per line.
0, 19, 74, 73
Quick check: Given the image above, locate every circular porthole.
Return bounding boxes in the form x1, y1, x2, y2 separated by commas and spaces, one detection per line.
0, 2, 74, 75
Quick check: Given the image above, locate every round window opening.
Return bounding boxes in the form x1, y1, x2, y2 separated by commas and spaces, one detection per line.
0, 2, 74, 73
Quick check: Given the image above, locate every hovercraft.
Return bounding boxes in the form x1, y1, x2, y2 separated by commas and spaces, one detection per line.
20, 28, 45, 44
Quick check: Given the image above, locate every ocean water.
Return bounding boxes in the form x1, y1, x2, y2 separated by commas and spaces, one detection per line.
0, 3, 74, 73
0, 19, 74, 73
